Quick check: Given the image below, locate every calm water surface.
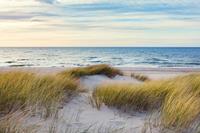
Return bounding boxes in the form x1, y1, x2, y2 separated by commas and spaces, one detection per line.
0, 47, 200, 68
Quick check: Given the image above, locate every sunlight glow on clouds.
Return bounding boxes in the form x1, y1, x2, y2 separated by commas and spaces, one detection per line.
0, 0, 199, 46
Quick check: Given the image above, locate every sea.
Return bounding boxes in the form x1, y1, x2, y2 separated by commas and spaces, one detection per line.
0, 47, 200, 68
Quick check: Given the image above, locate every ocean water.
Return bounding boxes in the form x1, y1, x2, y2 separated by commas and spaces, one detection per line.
0, 47, 200, 68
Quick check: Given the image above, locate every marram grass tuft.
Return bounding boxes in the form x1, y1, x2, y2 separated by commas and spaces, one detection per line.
0, 71, 78, 115
58, 64, 122, 78
93, 74, 200, 132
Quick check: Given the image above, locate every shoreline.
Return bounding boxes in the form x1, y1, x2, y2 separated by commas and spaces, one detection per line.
1, 66, 200, 80
1, 66, 200, 71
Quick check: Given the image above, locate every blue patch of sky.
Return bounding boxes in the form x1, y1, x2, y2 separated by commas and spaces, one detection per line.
61, 2, 199, 15
57, 1, 200, 26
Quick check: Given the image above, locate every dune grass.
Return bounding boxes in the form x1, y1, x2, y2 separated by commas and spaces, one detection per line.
0, 111, 38, 133
0, 64, 122, 114
0, 64, 121, 116
131, 73, 150, 81
58, 64, 122, 78
0, 65, 123, 132
0, 71, 78, 116
93, 74, 200, 132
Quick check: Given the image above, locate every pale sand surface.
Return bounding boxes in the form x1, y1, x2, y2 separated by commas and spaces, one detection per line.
1, 67, 199, 78
1, 67, 200, 132
25, 74, 146, 133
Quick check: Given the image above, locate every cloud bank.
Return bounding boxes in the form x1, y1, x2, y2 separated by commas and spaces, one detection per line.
0, 0, 199, 46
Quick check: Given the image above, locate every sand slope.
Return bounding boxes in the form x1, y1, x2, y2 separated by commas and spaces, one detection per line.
26, 75, 150, 133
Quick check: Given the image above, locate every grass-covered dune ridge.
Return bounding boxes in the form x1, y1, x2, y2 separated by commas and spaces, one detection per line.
0, 65, 123, 132
0, 64, 122, 115
93, 74, 200, 132
0, 71, 78, 115
58, 64, 123, 78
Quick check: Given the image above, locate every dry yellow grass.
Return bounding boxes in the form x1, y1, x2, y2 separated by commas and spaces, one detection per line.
0, 71, 78, 115
0, 65, 123, 132
0, 111, 38, 133
0, 65, 121, 115
131, 73, 150, 81
58, 64, 122, 78
93, 74, 200, 132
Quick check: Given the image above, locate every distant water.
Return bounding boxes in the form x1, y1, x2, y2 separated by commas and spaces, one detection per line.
0, 47, 200, 68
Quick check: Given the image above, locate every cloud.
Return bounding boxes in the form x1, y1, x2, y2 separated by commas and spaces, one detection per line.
0, 13, 33, 20
36, 0, 56, 4
0, 11, 58, 21
55, 1, 200, 31
63, 1, 200, 16
0, 0, 199, 46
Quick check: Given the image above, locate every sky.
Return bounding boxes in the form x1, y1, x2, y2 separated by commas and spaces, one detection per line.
0, 0, 200, 47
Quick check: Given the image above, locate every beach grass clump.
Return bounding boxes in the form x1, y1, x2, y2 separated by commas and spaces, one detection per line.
93, 80, 170, 111
0, 111, 38, 133
131, 73, 150, 82
58, 64, 122, 78
0, 71, 78, 115
93, 74, 200, 131
131, 73, 150, 81
161, 74, 200, 131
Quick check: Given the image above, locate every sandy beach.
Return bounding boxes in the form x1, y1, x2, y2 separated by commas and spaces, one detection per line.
1, 66, 199, 78
1, 66, 199, 133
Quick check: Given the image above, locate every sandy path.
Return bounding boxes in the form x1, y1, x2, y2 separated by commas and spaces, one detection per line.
23, 75, 149, 133
51, 75, 148, 133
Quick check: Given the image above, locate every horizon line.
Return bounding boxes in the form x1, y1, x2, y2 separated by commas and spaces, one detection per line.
0, 46, 200, 48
